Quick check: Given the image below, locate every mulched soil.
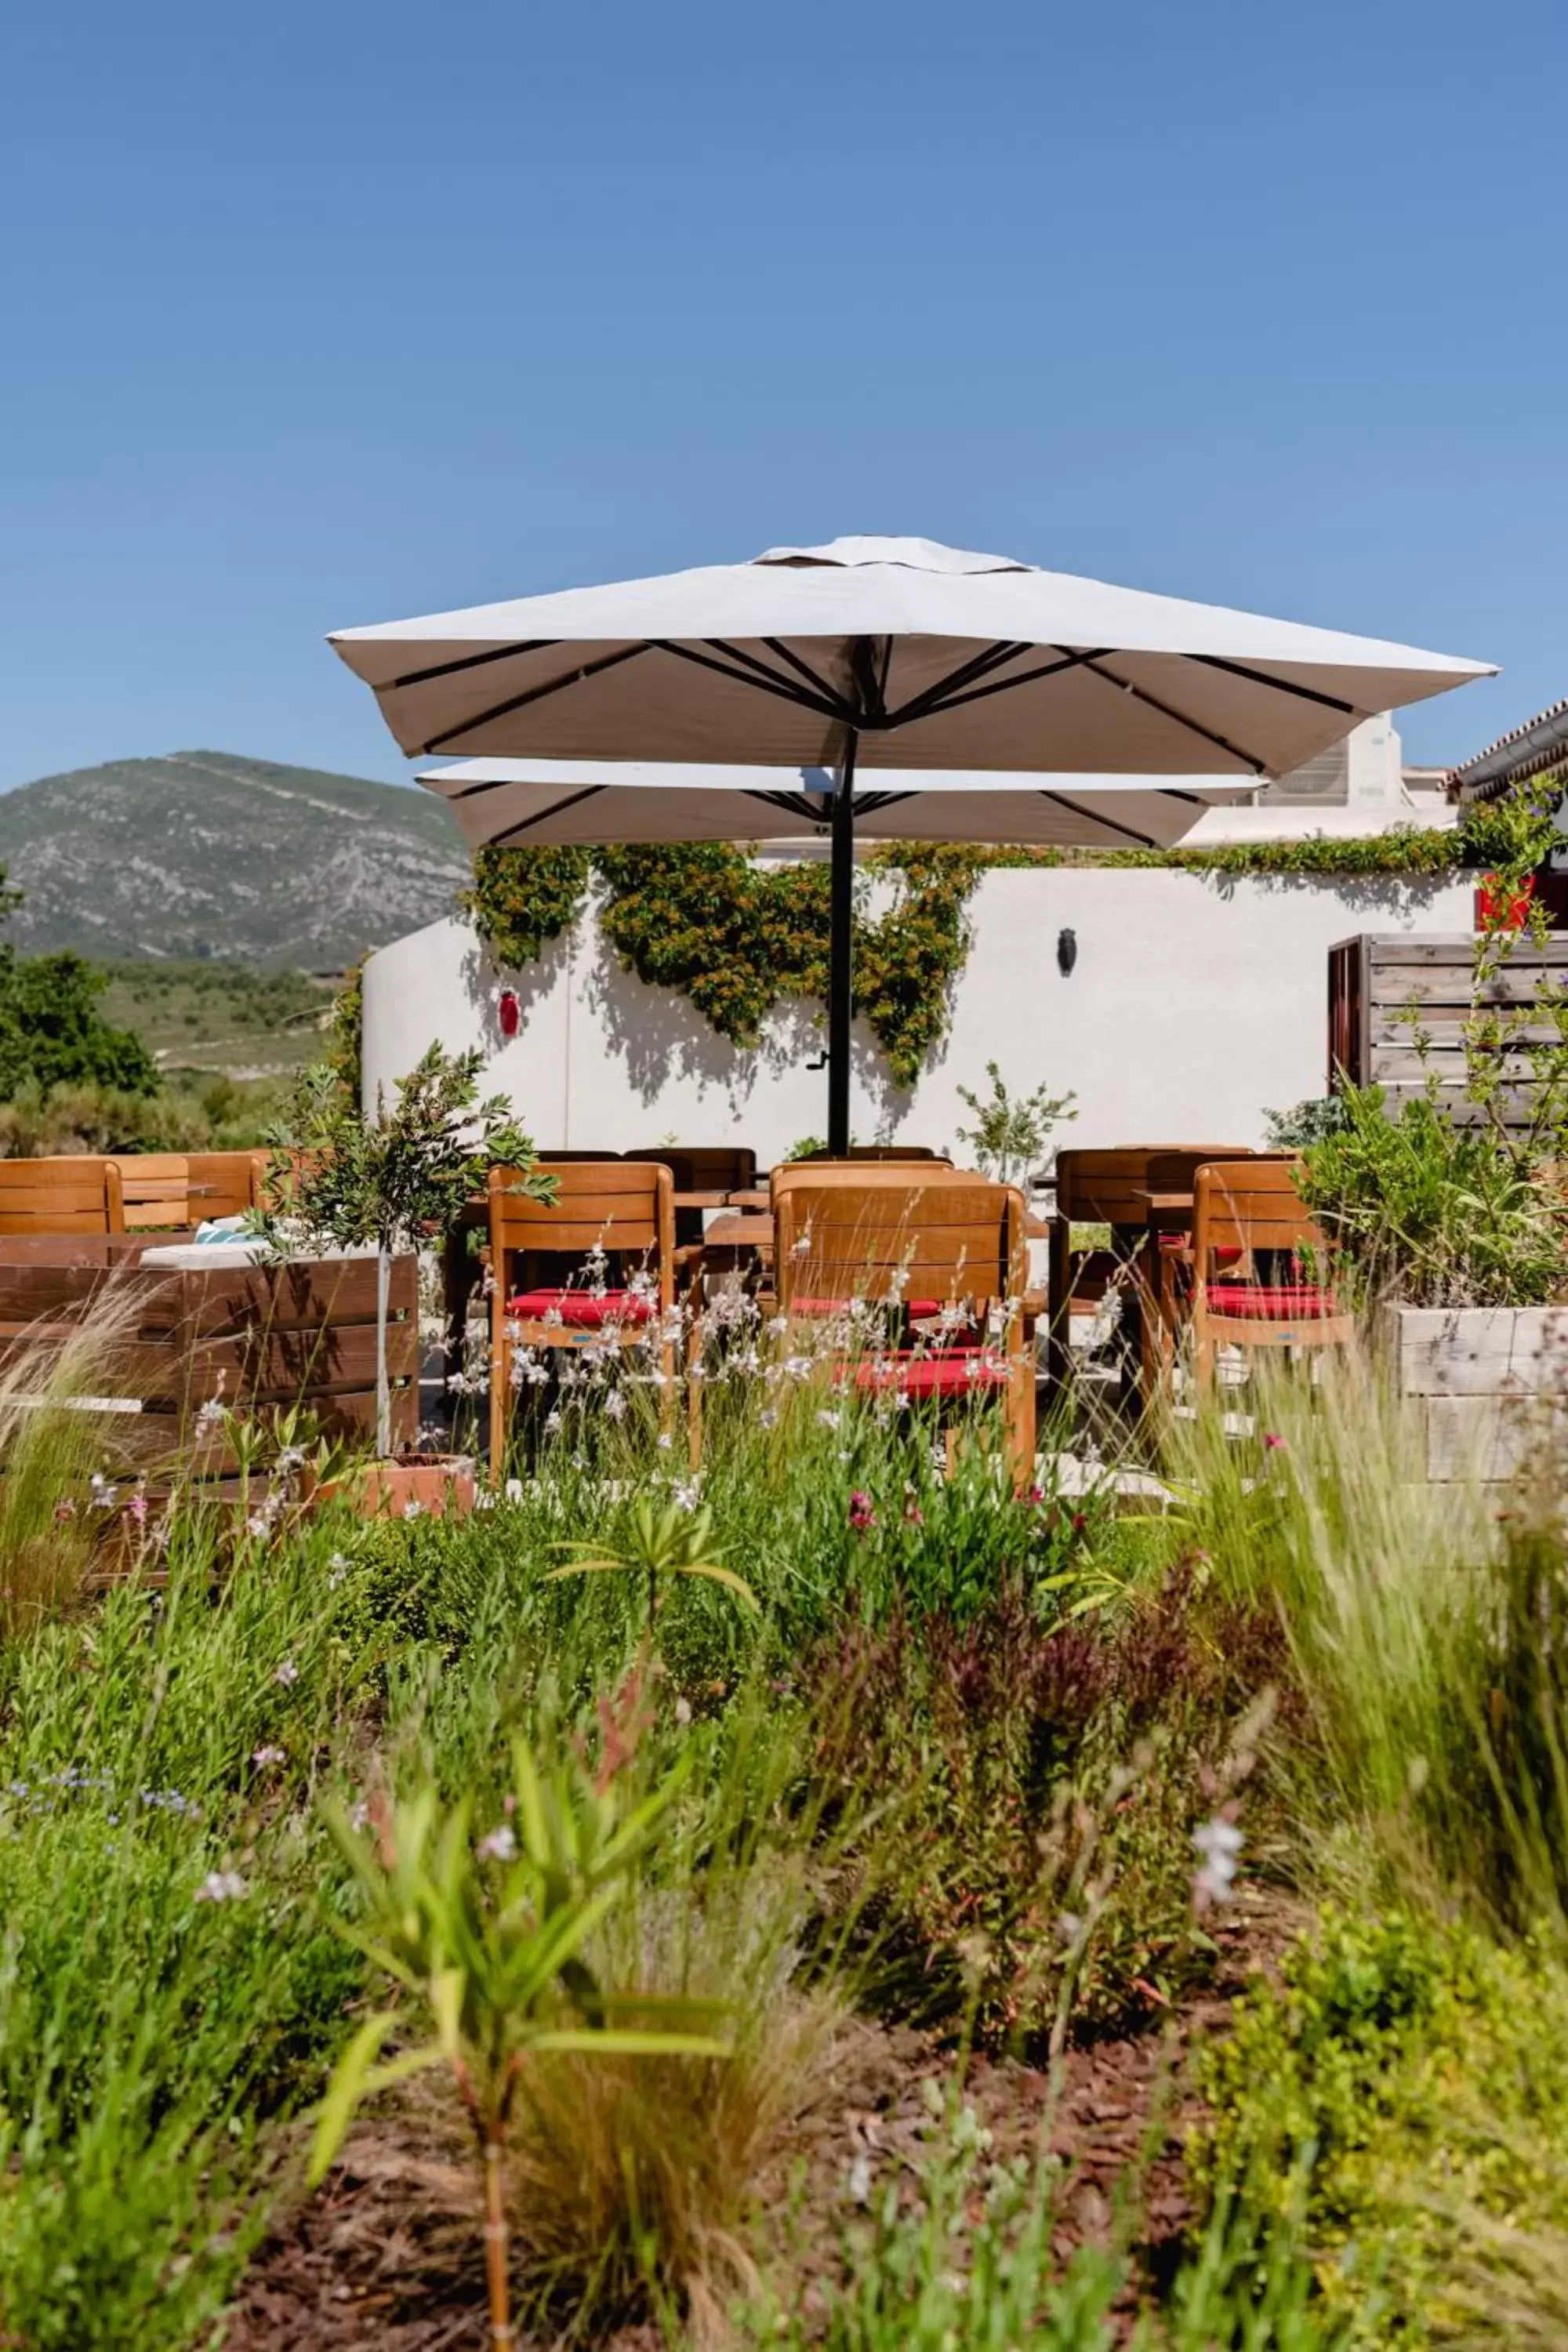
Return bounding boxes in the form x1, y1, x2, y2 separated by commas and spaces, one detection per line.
226, 1885, 1303, 2351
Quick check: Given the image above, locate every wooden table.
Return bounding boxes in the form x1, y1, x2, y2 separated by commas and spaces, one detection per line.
698, 1210, 775, 1284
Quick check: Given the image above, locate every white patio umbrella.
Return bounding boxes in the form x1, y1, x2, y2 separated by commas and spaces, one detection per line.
332, 535, 1493, 1147
419, 757, 1252, 853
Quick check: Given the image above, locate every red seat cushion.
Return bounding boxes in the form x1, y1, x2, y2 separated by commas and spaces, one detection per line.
1203, 1283, 1338, 1321
508, 1288, 655, 1327
789, 1296, 943, 1318
851, 1351, 1013, 1396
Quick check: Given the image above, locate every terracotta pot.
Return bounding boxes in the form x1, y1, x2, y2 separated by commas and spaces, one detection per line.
356, 1456, 477, 1520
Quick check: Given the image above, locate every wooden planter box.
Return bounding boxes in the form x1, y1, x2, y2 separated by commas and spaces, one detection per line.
0, 1248, 419, 1472
1379, 1302, 1568, 1484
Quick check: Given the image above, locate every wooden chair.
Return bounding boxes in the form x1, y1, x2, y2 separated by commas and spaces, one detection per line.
1189, 1159, 1352, 1389
771, 1175, 1035, 1483
110, 1150, 270, 1230
487, 1160, 677, 1472
0, 1157, 119, 1236
1138, 1147, 1263, 1396
1047, 1144, 1250, 1396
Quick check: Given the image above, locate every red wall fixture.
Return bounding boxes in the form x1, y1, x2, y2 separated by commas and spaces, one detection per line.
497, 988, 521, 1039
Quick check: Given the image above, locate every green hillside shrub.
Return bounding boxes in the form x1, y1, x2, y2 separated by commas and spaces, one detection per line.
0, 948, 156, 1100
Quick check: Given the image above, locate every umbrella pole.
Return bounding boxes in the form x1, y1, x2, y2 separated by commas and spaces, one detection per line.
827, 730, 858, 1155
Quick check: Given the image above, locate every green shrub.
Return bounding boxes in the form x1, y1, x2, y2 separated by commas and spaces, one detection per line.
1295, 1083, 1568, 1308
1192, 1909, 1568, 2343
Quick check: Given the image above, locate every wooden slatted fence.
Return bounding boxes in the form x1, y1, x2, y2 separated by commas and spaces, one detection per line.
1329, 934, 1568, 1129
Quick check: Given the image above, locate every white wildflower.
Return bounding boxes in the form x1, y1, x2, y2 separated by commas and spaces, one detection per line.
1192, 1817, 1243, 1906
195, 1870, 248, 1904
252, 1745, 286, 1768
477, 1823, 517, 1863
274, 1657, 299, 1687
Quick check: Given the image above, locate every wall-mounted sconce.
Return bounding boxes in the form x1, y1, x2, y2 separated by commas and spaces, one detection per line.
1057, 927, 1078, 977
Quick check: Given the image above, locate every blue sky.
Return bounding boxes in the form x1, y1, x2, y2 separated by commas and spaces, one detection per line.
2, 0, 1563, 793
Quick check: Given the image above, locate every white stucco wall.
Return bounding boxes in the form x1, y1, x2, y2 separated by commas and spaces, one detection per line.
361, 868, 1478, 1160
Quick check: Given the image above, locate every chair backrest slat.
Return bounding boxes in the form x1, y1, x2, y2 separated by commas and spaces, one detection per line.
1054, 1145, 1250, 1225
491, 1161, 673, 1261
111, 1149, 269, 1230
775, 1178, 1022, 1308
0, 1157, 118, 1235
1192, 1159, 1323, 1257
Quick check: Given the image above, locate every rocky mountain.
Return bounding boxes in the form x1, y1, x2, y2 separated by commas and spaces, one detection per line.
0, 750, 470, 968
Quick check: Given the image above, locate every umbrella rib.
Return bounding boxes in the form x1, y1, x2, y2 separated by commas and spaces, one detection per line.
445, 774, 532, 804
487, 786, 608, 845
880, 641, 1036, 727
708, 637, 860, 720
652, 640, 851, 725
1039, 789, 1160, 849
850, 790, 916, 815
387, 637, 554, 691
742, 789, 832, 819
1079, 657, 1268, 775
903, 647, 1115, 722
1189, 654, 1358, 715
761, 639, 851, 710
419, 644, 655, 754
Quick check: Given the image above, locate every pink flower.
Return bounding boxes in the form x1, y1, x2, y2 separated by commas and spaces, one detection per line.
848, 1490, 877, 1534
53, 1499, 76, 1526
127, 1490, 149, 1526
1263, 1432, 1286, 1452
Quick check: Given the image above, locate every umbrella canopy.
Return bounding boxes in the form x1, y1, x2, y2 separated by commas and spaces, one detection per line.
333, 535, 1493, 782
420, 757, 1251, 853
335, 535, 1493, 1147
